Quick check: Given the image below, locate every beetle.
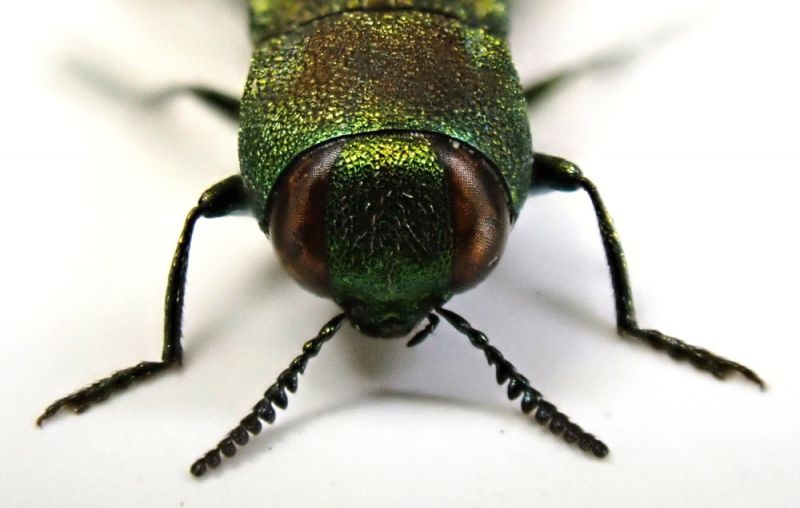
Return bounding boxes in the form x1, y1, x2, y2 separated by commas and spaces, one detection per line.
37, 0, 764, 477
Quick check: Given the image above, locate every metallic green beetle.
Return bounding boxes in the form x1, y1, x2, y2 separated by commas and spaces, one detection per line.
38, 0, 764, 477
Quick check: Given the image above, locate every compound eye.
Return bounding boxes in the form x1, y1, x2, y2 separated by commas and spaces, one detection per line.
268, 141, 343, 296
433, 139, 511, 292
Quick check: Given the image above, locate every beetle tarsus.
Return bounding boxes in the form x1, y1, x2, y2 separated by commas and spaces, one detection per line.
621, 325, 765, 389
436, 307, 609, 459
189, 314, 346, 478
36, 361, 173, 426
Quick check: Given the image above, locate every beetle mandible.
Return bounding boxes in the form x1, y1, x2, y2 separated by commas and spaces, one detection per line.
38, 0, 764, 477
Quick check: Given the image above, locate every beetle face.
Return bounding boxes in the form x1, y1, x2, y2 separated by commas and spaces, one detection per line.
268, 132, 509, 337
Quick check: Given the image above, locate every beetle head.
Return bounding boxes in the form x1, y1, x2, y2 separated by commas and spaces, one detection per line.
267, 132, 509, 337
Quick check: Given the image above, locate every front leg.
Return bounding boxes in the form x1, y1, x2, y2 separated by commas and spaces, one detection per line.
37, 175, 249, 425
530, 154, 764, 388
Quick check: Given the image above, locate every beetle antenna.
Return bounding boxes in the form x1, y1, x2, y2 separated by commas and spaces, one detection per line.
435, 307, 609, 458
189, 313, 347, 478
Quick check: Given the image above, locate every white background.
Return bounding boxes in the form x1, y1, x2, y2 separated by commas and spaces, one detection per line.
1, 0, 798, 506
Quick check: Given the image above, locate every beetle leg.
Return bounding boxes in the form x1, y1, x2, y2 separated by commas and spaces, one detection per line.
436, 307, 609, 459
150, 85, 240, 122
529, 154, 765, 388
523, 29, 679, 110
189, 314, 346, 478
36, 175, 250, 426
523, 71, 574, 110
523, 51, 633, 109
406, 314, 440, 347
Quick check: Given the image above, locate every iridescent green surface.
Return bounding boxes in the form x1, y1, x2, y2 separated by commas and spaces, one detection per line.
239, 2, 532, 334
239, 9, 532, 222
249, 0, 509, 40
326, 133, 453, 335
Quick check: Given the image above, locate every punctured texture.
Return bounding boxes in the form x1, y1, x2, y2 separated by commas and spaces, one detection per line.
238, 9, 533, 224
249, 0, 510, 40
326, 133, 454, 333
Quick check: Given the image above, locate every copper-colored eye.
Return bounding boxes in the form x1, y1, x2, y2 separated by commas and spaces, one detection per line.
432, 138, 510, 292
268, 141, 343, 296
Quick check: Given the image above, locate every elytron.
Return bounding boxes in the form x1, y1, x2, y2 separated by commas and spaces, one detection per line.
38, 0, 763, 477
